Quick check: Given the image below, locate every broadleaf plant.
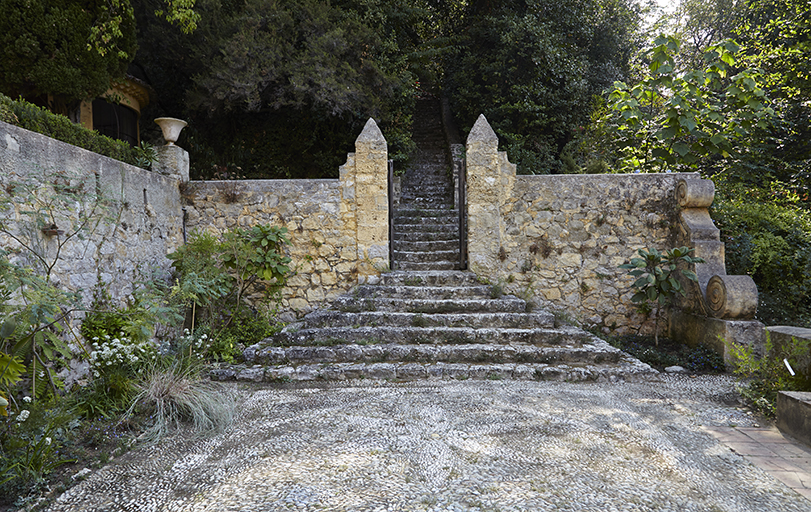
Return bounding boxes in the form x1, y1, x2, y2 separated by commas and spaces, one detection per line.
620, 246, 705, 345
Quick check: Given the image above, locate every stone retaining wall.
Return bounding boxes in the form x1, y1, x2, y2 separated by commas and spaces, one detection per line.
183, 119, 389, 319
0, 121, 183, 307
464, 115, 696, 336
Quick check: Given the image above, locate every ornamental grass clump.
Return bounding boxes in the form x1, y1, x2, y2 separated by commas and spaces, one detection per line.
127, 362, 236, 443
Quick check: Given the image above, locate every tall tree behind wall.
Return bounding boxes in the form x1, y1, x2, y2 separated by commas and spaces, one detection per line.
134, 0, 425, 179
0, 0, 137, 113
445, 0, 643, 174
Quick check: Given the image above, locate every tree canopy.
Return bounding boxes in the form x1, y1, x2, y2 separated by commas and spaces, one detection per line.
445, 0, 643, 173
0, 0, 137, 103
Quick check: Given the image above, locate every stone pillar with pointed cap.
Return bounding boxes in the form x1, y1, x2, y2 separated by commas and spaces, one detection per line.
339, 118, 389, 277
465, 114, 516, 275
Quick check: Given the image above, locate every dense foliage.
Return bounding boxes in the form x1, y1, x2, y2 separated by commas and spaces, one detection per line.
712, 182, 811, 325
600, 36, 773, 173
445, 0, 643, 173
0, 0, 137, 105
133, 0, 423, 178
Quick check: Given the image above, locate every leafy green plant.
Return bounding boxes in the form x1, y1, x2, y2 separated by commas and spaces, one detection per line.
133, 141, 158, 170
620, 247, 705, 345
726, 332, 811, 417
601, 36, 774, 172
0, 254, 78, 400
0, 398, 79, 503
0, 95, 147, 168
167, 225, 292, 333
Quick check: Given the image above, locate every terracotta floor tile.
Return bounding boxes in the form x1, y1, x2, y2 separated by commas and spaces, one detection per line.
739, 427, 793, 443
726, 441, 780, 457
701, 426, 753, 443
768, 443, 811, 458
793, 487, 811, 500
768, 470, 807, 489
745, 455, 803, 472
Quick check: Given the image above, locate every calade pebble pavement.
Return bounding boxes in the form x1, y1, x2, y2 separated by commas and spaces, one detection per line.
47, 375, 811, 511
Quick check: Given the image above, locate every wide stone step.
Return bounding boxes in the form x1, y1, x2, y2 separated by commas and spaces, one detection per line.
393, 260, 460, 271
351, 284, 493, 300
393, 213, 458, 223
301, 310, 556, 329
393, 207, 455, 216
380, 271, 481, 287
393, 239, 459, 252
332, 296, 527, 314
211, 359, 655, 384
244, 339, 627, 366
256, 325, 592, 347
392, 249, 460, 263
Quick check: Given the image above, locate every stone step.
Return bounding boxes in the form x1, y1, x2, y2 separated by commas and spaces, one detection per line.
379, 271, 481, 287
330, 295, 525, 314
392, 216, 457, 227
393, 260, 460, 271
351, 284, 493, 300
260, 326, 590, 347
244, 339, 623, 366
392, 249, 460, 263
393, 208, 458, 218
401, 188, 453, 197
212, 359, 655, 384
393, 223, 459, 234
392, 231, 460, 243
392, 239, 459, 252
300, 310, 556, 329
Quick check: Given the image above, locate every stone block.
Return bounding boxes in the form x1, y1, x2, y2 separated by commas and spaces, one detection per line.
766, 326, 811, 377
777, 391, 811, 447
669, 310, 765, 364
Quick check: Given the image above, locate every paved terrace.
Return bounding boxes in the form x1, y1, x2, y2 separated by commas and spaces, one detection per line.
48, 375, 811, 511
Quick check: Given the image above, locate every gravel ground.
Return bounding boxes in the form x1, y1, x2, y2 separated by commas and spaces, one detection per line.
47, 375, 811, 512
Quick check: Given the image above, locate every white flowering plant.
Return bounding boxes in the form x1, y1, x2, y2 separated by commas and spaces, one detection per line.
88, 334, 157, 379
163, 329, 212, 362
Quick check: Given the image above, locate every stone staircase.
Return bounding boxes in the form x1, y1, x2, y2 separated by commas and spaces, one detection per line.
392, 97, 461, 271
208, 98, 655, 384
212, 271, 656, 383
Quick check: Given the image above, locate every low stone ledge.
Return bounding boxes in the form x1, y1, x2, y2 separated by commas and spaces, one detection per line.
777, 391, 811, 447
767, 326, 811, 377
670, 311, 765, 364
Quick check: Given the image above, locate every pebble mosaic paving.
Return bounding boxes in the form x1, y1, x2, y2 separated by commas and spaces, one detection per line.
48, 375, 811, 511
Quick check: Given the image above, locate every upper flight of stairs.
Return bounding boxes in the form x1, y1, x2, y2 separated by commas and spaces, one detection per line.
211, 271, 656, 383
392, 97, 461, 271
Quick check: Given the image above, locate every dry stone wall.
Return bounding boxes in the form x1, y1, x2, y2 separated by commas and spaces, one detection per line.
0, 121, 183, 307
465, 115, 696, 336
183, 179, 360, 320
183, 119, 390, 320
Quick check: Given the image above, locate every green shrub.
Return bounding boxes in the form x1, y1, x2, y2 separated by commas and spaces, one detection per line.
0, 94, 149, 168
712, 182, 811, 326
726, 333, 811, 417
0, 398, 79, 505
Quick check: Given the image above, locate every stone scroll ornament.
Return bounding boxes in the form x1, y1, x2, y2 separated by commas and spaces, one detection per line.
676, 178, 759, 319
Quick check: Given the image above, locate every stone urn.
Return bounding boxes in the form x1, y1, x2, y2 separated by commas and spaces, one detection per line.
154, 117, 187, 146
